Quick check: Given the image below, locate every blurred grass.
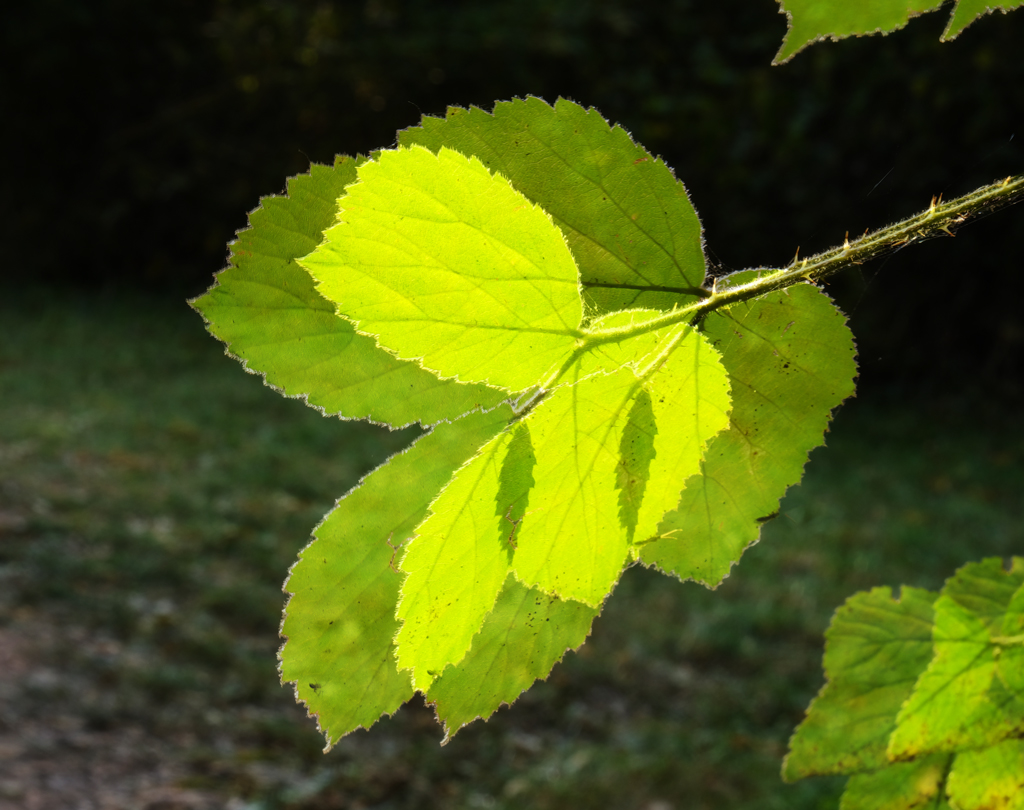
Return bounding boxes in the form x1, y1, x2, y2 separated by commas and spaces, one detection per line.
1, 289, 1021, 809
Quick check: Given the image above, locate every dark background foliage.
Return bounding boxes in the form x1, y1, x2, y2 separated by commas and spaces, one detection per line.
5, 0, 1023, 391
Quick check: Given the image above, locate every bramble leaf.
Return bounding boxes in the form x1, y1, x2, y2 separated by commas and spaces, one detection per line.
279, 407, 510, 744
191, 156, 506, 428
783, 586, 938, 780
774, 0, 1024, 63
888, 558, 1024, 759
640, 279, 857, 587
300, 146, 584, 393
427, 575, 599, 742
787, 558, 1024, 807
399, 97, 708, 314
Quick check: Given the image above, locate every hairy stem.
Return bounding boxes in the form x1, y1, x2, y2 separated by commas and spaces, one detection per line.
511, 173, 1024, 412
581, 173, 1024, 346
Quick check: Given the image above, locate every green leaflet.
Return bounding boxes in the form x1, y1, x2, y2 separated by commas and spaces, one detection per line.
280, 407, 510, 744
427, 575, 599, 742
512, 328, 731, 606
889, 558, 1024, 759
774, 0, 1024, 63
640, 279, 857, 587
301, 146, 584, 394
840, 755, 953, 810
191, 156, 505, 428
783, 586, 939, 780
947, 740, 1024, 810
399, 97, 708, 314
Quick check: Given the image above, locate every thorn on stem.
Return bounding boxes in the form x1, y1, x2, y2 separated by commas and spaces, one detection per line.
501, 507, 520, 552
386, 533, 404, 573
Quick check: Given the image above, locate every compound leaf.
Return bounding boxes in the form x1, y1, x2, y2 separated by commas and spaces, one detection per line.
300, 146, 584, 393
783, 586, 938, 780
889, 558, 1024, 759
427, 575, 599, 742
640, 279, 857, 587
774, 0, 1024, 63
280, 406, 511, 744
399, 97, 708, 314
191, 156, 505, 428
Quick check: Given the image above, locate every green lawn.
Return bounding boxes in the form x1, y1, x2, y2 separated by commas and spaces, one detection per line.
1, 290, 1021, 809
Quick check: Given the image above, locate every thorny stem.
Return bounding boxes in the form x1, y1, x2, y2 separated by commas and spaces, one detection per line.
589, 173, 1024, 345
514, 173, 1024, 413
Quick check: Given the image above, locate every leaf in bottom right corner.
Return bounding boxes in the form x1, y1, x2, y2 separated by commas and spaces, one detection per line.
888, 557, 1024, 760
638, 279, 857, 587
947, 738, 1024, 810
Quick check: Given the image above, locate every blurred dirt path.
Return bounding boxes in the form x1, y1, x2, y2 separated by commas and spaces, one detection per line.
0, 620, 221, 810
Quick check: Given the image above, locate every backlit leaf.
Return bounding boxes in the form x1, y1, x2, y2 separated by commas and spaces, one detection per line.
280, 406, 511, 744
783, 586, 938, 780
839, 755, 952, 810
945, 0, 1024, 39
427, 575, 599, 742
395, 424, 521, 691
640, 279, 856, 587
513, 328, 731, 605
192, 156, 506, 428
889, 558, 1024, 759
301, 146, 584, 393
947, 739, 1024, 810
399, 97, 708, 314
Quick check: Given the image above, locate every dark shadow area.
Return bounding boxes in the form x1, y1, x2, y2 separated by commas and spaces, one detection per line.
4, 0, 1024, 392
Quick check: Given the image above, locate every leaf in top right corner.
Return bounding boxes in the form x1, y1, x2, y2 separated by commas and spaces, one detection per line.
639, 278, 857, 587
943, 0, 1024, 39
773, 0, 1024, 64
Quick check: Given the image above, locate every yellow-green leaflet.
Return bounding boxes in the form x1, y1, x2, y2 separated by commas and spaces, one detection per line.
511, 328, 731, 606
300, 145, 584, 393
395, 428, 517, 691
